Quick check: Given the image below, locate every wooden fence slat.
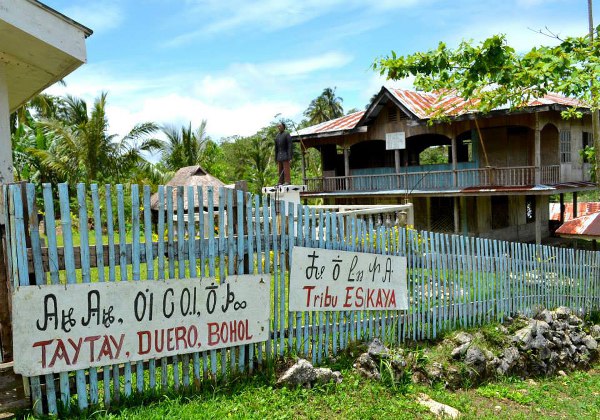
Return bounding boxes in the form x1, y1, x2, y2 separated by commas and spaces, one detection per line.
177, 186, 186, 280
225, 188, 234, 374
42, 184, 60, 285
261, 196, 270, 362
237, 189, 246, 372
251, 195, 262, 367
157, 186, 166, 281
91, 185, 105, 283
26, 184, 44, 285
245, 193, 255, 372
208, 187, 218, 377
117, 185, 128, 285
188, 186, 197, 279
167, 186, 175, 280
294, 204, 303, 355
77, 183, 96, 407
144, 186, 154, 283
197, 186, 205, 279
57, 183, 76, 409
131, 185, 146, 394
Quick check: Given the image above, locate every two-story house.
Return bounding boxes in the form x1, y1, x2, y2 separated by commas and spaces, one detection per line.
294, 86, 596, 243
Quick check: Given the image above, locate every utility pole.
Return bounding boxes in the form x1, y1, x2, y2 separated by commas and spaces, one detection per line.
589, 0, 600, 185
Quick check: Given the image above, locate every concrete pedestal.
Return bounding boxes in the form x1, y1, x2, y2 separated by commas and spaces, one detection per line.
261, 184, 307, 207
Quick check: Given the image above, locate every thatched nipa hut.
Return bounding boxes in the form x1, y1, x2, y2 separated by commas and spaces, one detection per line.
150, 165, 226, 216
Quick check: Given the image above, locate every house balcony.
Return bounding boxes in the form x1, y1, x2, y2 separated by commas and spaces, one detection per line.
304, 165, 562, 194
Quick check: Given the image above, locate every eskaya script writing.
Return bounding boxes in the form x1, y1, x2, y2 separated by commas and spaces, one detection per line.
12, 275, 270, 376
289, 247, 407, 312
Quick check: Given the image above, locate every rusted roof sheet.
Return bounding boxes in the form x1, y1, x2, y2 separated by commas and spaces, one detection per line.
555, 212, 600, 238
388, 89, 586, 119
294, 87, 587, 138
549, 202, 600, 221
296, 110, 365, 137
458, 181, 596, 193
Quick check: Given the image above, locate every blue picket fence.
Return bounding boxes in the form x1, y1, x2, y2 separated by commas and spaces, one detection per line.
3, 182, 600, 415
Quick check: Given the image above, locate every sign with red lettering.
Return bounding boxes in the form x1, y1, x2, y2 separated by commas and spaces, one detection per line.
289, 246, 407, 311
12, 275, 270, 376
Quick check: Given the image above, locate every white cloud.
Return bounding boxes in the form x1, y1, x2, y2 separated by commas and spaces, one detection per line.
263, 52, 352, 76
61, 2, 124, 33
43, 52, 349, 141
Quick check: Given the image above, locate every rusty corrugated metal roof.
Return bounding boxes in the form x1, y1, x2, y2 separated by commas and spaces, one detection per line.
296, 110, 365, 136
388, 88, 586, 119
294, 87, 588, 138
549, 202, 600, 221
555, 212, 600, 238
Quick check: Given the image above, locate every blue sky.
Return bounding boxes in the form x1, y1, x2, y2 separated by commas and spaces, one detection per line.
44, 0, 596, 141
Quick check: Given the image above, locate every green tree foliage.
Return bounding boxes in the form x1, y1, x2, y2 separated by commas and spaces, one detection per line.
373, 29, 600, 116
11, 85, 342, 192
419, 145, 449, 165
220, 131, 278, 194
158, 120, 209, 170
373, 26, 600, 180
199, 139, 227, 181
304, 87, 344, 124
12, 92, 161, 186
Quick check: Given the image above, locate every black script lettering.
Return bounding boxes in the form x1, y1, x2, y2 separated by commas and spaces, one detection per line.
80, 290, 100, 326
36, 294, 58, 331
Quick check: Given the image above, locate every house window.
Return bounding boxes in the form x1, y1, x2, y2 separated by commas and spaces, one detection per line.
463, 139, 473, 162
525, 195, 535, 223
583, 132, 593, 163
491, 196, 509, 229
387, 108, 397, 123
560, 130, 571, 163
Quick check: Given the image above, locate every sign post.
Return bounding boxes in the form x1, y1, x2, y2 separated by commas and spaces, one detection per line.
289, 246, 408, 312
12, 275, 270, 376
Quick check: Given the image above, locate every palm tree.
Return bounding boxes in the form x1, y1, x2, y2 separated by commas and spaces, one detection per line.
246, 134, 275, 193
304, 87, 344, 125
321, 87, 344, 118
31, 92, 160, 184
158, 120, 209, 170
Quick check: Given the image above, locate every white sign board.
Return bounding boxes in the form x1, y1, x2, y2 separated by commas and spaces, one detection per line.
385, 132, 406, 150
12, 275, 270, 376
289, 246, 408, 312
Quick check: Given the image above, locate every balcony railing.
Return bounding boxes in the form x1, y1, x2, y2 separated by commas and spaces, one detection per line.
304, 165, 561, 193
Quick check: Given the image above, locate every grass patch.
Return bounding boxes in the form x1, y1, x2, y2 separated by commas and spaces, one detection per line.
15, 348, 600, 419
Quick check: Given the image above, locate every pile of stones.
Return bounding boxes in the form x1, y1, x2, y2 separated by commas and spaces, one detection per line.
353, 306, 600, 389
277, 359, 343, 388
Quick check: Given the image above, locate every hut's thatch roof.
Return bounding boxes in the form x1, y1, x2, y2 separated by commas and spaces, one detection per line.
150, 165, 226, 211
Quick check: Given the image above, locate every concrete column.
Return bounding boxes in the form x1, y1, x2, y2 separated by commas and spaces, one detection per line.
343, 146, 350, 191
534, 114, 541, 184
301, 148, 307, 183
343, 147, 350, 177
573, 192, 578, 218
559, 193, 565, 224
451, 135, 458, 187
535, 195, 543, 245
395, 149, 401, 189
0, 64, 13, 225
